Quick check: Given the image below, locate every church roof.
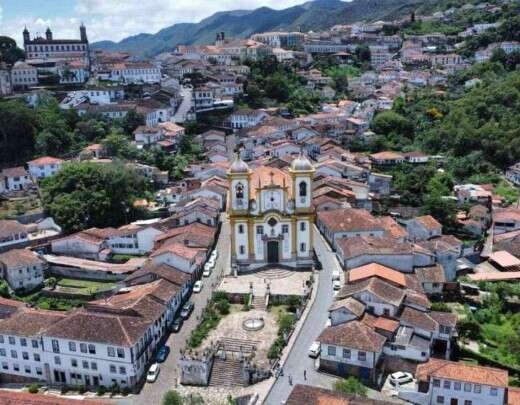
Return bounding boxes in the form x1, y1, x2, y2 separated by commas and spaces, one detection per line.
250, 166, 293, 199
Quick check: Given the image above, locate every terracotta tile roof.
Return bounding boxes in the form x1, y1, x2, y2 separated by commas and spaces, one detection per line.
250, 166, 293, 199
1, 166, 28, 178
0, 249, 44, 268
337, 236, 421, 260
27, 156, 64, 165
489, 250, 520, 268
127, 262, 191, 287
0, 390, 108, 405
44, 255, 144, 274
329, 297, 366, 317
468, 272, 520, 282
415, 215, 442, 231
155, 222, 216, 248
416, 235, 462, 254
0, 307, 66, 336
430, 311, 457, 328
400, 307, 437, 332
286, 384, 393, 405
370, 151, 403, 160
348, 263, 407, 287
150, 242, 204, 260
415, 265, 446, 284
374, 317, 400, 333
380, 216, 408, 239
317, 208, 383, 233
494, 208, 520, 223
338, 277, 405, 307
0, 220, 27, 238
318, 320, 386, 352
508, 387, 520, 405
416, 358, 509, 387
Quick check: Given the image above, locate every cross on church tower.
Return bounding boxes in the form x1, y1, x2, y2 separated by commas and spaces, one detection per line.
269, 171, 275, 185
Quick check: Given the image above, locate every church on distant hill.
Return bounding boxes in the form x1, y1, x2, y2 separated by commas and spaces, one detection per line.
227, 154, 315, 272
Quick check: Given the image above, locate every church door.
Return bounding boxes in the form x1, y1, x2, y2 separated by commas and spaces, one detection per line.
267, 241, 279, 264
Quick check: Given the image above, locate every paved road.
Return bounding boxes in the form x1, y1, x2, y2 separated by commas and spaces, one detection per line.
173, 86, 193, 123
119, 215, 230, 405
264, 225, 340, 404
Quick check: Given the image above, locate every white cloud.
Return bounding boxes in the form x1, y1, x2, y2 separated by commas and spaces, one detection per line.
2, 0, 307, 46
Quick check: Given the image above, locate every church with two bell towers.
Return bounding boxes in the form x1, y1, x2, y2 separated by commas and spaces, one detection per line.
227, 154, 315, 272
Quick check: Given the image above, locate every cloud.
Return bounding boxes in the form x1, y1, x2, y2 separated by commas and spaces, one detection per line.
2, 0, 307, 46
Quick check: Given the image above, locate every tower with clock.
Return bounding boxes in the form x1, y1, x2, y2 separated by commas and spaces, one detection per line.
228, 154, 315, 272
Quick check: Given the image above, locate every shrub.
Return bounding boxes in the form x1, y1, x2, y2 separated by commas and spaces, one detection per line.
213, 291, 229, 302
28, 383, 39, 394
78, 385, 86, 394
96, 386, 107, 396
60, 385, 70, 394
110, 383, 120, 396
162, 390, 183, 405
216, 299, 230, 315
334, 376, 368, 397
121, 386, 131, 396
430, 302, 451, 312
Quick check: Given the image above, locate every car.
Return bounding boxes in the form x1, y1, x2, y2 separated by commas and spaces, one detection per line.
389, 371, 413, 385
146, 363, 160, 383
180, 301, 194, 319
193, 280, 203, 293
308, 341, 321, 358
156, 346, 170, 363
210, 250, 218, 260
332, 270, 341, 281
333, 280, 342, 291
172, 317, 183, 333
204, 261, 214, 271
203, 267, 212, 277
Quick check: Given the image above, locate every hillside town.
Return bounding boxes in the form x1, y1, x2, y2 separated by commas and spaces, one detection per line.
0, 0, 520, 404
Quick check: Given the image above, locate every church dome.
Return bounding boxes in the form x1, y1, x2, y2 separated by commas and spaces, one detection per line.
229, 155, 249, 174
291, 154, 313, 171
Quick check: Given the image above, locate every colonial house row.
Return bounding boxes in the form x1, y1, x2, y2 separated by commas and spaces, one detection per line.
0, 261, 190, 391
317, 263, 457, 385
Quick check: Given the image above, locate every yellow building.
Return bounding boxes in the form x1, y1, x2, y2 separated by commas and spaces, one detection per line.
227, 154, 315, 272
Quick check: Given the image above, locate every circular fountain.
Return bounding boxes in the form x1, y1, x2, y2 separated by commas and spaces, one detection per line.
242, 318, 265, 331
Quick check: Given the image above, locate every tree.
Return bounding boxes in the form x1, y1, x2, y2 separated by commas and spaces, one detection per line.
0, 100, 38, 165
101, 128, 139, 159
371, 111, 414, 138
334, 376, 368, 397
355, 45, 371, 64
41, 162, 148, 233
121, 109, 145, 135
0, 36, 25, 65
162, 390, 183, 405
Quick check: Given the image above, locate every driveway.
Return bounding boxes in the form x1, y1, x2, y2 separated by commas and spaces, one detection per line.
118, 215, 230, 404
264, 225, 340, 404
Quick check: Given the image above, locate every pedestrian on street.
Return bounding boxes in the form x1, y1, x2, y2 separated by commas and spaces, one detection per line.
303, 369, 307, 380
279, 366, 284, 376
288, 375, 292, 385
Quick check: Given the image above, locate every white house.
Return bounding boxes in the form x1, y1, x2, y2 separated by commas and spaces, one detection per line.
0, 167, 32, 191
405, 215, 443, 241
106, 225, 163, 255
150, 243, 204, 275
27, 157, 64, 179
0, 249, 45, 292
0, 220, 29, 249
398, 358, 509, 405
227, 109, 268, 130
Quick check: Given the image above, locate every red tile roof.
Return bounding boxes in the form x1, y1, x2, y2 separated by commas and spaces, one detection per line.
317, 208, 383, 233
318, 320, 386, 352
416, 358, 509, 387
348, 263, 407, 287
27, 156, 64, 165
0, 391, 108, 405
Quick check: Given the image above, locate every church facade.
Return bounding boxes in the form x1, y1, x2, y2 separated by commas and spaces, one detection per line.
228, 155, 315, 272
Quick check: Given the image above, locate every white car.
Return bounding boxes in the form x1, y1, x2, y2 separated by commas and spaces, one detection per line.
333, 280, 342, 291
193, 280, 203, 293
203, 267, 212, 277
204, 261, 214, 271
207, 257, 216, 267
308, 341, 321, 358
210, 250, 218, 260
146, 363, 160, 383
389, 371, 413, 385
332, 270, 341, 281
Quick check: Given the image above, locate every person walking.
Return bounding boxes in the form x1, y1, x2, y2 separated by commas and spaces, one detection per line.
303, 369, 307, 380
288, 375, 293, 385
279, 366, 284, 376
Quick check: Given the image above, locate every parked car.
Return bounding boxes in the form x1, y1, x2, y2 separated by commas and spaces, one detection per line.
389, 371, 413, 385
204, 261, 214, 271
180, 301, 194, 319
308, 341, 321, 358
193, 280, 203, 293
332, 270, 341, 280
210, 250, 218, 260
146, 363, 160, 382
333, 280, 342, 291
156, 346, 170, 363
203, 267, 212, 277
172, 317, 183, 333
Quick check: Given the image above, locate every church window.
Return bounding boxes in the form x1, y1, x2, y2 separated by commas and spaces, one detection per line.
235, 183, 244, 200
300, 243, 306, 252
282, 225, 289, 233
300, 222, 306, 231
268, 218, 277, 227
256, 226, 264, 235
239, 245, 245, 255
238, 224, 244, 234
299, 181, 307, 197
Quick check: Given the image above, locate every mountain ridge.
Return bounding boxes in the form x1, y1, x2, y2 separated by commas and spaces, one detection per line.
91, 0, 423, 56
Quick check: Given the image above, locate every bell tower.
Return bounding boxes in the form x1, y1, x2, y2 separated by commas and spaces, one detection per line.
289, 154, 315, 212
227, 154, 251, 213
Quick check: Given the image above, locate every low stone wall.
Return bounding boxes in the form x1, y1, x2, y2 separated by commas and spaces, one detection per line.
179, 354, 214, 386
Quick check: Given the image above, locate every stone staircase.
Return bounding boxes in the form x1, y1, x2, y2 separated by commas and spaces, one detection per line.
251, 295, 267, 310
253, 268, 293, 280
209, 358, 247, 387
218, 337, 259, 353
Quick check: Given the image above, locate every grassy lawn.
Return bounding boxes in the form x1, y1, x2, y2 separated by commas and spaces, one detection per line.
0, 196, 42, 219
494, 181, 520, 206
57, 278, 115, 291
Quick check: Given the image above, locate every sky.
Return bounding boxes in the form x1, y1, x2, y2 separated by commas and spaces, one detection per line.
0, 0, 309, 45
